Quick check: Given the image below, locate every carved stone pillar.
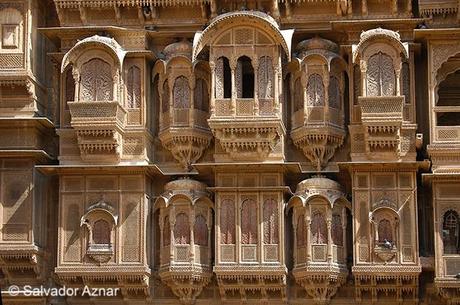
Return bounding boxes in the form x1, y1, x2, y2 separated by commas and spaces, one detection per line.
306, 216, 311, 260
362, 0, 368, 15
327, 218, 333, 263
210, 0, 217, 18
293, 215, 298, 265
230, 63, 237, 116
189, 210, 195, 263
210, 61, 216, 116
253, 58, 259, 116
272, 0, 280, 19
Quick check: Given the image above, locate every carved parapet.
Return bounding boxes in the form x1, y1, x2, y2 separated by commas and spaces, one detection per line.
213, 265, 287, 301
54, 266, 151, 296
209, 118, 285, 161
0, 244, 44, 285
68, 101, 127, 162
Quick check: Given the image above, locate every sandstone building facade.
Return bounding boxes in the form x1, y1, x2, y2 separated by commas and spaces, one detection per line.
1, 0, 460, 304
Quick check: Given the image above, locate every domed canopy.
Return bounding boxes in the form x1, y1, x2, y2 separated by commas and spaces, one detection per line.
164, 177, 207, 193
163, 39, 193, 60
296, 37, 339, 55
296, 176, 343, 194
61, 35, 126, 73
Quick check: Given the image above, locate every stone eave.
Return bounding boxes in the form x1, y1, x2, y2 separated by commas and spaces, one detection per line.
192, 161, 303, 174
337, 160, 431, 172
422, 172, 460, 184
207, 186, 293, 194
414, 28, 460, 41
35, 164, 164, 176
0, 151, 54, 163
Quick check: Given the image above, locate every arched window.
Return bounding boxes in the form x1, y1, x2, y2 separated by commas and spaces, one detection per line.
216, 57, 231, 99
294, 77, 303, 112
126, 66, 141, 108
173, 76, 190, 109
258, 56, 273, 99
80, 58, 113, 101
332, 214, 343, 246
328, 76, 341, 109
241, 199, 257, 244
377, 219, 393, 244
93, 219, 111, 245
311, 211, 327, 244
220, 199, 235, 244
366, 52, 395, 97
236, 56, 254, 98
296, 214, 306, 247
194, 78, 209, 111
162, 80, 169, 113
194, 214, 208, 246
174, 213, 190, 244
306, 74, 325, 106
443, 210, 460, 254
263, 199, 278, 244
163, 215, 170, 246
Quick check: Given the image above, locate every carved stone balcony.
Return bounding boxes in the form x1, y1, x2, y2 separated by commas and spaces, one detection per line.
209, 98, 284, 161
159, 108, 212, 170
156, 178, 213, 304
358, 96, 404, 159
288, 177, 349, 304
0, 244, 44, 285
68, 101, 126, 163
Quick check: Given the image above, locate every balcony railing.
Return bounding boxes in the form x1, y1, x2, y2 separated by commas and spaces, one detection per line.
160, 109, 210, 131
292, 107, 344, 129
214, 98, 277, 117
68, 101, 127, 127
358, 96, 404, 123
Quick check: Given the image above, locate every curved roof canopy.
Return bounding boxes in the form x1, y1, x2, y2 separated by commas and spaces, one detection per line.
192, 11, 294, 61
352, 28, 409, 63
61, 35, 127, 73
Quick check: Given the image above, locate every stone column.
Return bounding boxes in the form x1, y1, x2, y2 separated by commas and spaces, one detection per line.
210, 61, 216, 116
189, 209, 195, 263
327, 218, 333, 263
306, 215, 311, 261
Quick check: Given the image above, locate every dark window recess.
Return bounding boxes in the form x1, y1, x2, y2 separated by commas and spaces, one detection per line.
437, 112, 460, 126
237, 56, 254, 98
